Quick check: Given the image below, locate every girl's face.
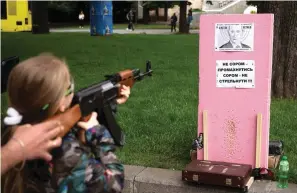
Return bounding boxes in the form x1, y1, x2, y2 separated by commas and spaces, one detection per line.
58, 76, 74, 113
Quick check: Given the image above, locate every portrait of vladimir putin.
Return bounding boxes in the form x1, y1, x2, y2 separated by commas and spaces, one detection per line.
220, 25, 251, 49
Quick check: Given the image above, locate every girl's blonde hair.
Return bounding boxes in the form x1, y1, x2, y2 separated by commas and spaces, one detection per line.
2, 53, 71, 193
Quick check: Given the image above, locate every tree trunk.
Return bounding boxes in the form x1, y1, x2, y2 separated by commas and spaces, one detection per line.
257, 1, 297, 98
164, 2, 168, 21
31, 1, 49, 34
143, 6, 149, 24
179, 1, 189, 33
155, 8, 159, 21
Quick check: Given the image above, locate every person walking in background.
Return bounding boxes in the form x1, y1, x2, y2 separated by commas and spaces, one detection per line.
126, 9, 134, 31
78, 10, 85, 28
187, 8, 193, 28
170, 13, 178, 32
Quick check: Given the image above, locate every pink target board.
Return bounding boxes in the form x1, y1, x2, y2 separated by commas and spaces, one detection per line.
197, 14, 274, 168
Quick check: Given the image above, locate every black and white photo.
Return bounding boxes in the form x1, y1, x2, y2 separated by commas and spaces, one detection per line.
215, 23, 254, 52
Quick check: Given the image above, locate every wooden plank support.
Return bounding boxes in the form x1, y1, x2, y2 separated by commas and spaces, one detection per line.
203, 110, 209, 160
256, 113, 263, 168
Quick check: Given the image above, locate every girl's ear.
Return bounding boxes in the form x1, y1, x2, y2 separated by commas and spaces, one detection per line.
58, 97, 66, 112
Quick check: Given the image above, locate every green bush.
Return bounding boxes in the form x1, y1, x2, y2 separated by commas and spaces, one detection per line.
192, 8, 203, 12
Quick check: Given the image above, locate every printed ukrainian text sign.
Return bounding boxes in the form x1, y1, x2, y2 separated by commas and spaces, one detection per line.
216, 60, 255, 88
215, 23, 254, 52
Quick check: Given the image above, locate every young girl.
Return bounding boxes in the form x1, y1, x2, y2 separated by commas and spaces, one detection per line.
2, 53, 130, 193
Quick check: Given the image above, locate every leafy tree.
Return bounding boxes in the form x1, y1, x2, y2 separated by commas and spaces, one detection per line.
140, 1, 179, 24
140, 1, 191, 33
48, 1, 77, 13
31, 1, 49, 34
178, 1, 187, 33
206, 1, 213, 6
179, 1, 192, 33
247, 1, 297, 98
47, 1, 80, 22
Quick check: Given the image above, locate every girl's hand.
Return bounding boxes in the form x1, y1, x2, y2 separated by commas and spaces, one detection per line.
116, 85, 131, 105
77, 112, 99, 130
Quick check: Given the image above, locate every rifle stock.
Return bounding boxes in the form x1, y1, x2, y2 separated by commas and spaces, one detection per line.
45, 104, 82, 138
45, 61, 153, 146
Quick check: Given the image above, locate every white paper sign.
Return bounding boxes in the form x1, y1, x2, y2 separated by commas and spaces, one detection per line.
216, 60, 255, 88
215, 23, 254, 52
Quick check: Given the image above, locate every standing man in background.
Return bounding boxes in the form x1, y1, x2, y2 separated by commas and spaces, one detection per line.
187, 8, 193, 28
79, 10, 85, 28
170, 13, 177, 33
126, 9, 134, 31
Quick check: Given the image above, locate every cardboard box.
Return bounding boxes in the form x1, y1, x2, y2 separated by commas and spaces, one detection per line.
190, 150, 197, 161
268, 155, 281, 169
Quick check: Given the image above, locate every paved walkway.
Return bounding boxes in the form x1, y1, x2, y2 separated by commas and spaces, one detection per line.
124, 165, 297, 193
50, 28, 200, 35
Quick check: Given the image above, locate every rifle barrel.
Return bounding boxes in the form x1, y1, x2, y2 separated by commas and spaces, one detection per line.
134, 70, 153, 81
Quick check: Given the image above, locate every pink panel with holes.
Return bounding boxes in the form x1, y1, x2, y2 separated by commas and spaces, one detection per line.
197, 14, 274, 168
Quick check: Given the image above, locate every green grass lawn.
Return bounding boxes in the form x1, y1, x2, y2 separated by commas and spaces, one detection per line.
1, 32, 296, 183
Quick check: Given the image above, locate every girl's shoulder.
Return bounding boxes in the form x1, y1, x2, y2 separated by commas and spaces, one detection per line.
53, 126, 90, 158
51, 129, 92, 174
